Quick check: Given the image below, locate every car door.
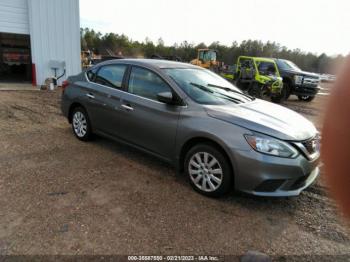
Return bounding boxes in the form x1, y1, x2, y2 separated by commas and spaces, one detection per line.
117, 66, 182, 160
85, 64, 128, 134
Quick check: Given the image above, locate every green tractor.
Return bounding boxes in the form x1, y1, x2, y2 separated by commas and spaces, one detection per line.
222, 56, 284, 103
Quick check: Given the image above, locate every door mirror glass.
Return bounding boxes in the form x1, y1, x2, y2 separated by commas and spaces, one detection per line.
157, 92, 174, 104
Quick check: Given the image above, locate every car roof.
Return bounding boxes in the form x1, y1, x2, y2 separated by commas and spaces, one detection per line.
94, 58, 200, 70
239, 56, 276, 63
254, 58, 276, 63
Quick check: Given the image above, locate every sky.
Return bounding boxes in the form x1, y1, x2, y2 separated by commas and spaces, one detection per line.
80, 0, 350, 56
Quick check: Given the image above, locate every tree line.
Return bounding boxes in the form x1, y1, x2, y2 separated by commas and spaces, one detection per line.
81, 28, 345, 74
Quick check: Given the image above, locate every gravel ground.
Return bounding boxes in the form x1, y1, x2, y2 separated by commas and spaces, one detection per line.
0, 84, 349, 259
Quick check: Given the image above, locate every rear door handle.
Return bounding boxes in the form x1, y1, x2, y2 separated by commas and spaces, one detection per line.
86, 93, 95, 99
121, 104, 134, 111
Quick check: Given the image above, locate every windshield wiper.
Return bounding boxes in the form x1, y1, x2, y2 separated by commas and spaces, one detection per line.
190, 82, 214, 93
190, 82, 243, 104
207, 83, 255, 100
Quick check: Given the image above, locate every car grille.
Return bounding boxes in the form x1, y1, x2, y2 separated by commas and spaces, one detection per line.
294, 135, 320, 160
303, 77, 320, 85
302, 138, 318, 155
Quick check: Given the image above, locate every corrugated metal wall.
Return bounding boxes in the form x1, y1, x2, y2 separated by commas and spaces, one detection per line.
0, 0, 30, 35
28, 0, 81, 85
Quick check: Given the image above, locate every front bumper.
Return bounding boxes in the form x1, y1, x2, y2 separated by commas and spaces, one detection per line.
293, 84, 321, 96
230, 148, 320, 197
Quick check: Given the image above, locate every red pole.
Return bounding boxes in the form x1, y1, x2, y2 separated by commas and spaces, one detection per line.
31, 63, 37, 86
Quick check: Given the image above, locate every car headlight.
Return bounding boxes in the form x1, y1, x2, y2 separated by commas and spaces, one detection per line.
294, 75, 304, 85
245, 134, 299, 158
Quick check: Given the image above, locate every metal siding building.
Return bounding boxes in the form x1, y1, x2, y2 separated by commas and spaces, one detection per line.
0, 0, 81, 85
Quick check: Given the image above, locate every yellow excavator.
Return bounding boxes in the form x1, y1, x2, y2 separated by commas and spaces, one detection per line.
190, 49, 219, 71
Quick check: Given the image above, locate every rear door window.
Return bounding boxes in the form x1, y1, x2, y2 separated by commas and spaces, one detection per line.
127, 67, 171, 101
95, 65, 127, 89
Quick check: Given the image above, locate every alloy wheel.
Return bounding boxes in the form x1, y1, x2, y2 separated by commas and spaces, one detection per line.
72, 111, 87, 138
188, 152, 223, 192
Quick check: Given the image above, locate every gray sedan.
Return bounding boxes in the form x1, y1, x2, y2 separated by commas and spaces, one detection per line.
61, 59, 320, 197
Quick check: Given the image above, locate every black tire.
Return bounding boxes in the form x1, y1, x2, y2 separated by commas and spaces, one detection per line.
235, 78, 249, 92
270, 85, 287, 103
248, 83, 262, 99
298, 95, 315, 102
235, 79, 242, 89
284, 82, 291, 100
184, 143, 233, 197
270, 95, 283, 103
71, 107, 93, 141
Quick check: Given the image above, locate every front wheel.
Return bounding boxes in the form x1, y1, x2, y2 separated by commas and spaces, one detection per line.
298, 95, 315, 102
184, 144, 233, 197
284, 82, 291, 100
271, 84, 288, 103
248, 83, 263, 99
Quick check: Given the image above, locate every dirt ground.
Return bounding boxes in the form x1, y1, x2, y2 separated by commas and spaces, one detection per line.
0, 83, 349, 258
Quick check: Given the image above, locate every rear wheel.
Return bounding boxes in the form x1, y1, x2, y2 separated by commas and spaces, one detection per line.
184, 144, 232, 197
298, 95, 315, 102
71, 107, 92, 141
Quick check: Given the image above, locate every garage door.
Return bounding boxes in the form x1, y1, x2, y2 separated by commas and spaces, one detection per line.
0, 0, 29, 35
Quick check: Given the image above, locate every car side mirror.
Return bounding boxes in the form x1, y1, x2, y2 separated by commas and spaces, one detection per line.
157, 91, 175, 104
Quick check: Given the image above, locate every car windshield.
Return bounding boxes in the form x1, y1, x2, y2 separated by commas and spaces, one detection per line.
277, 59, 302, 71
164, 68, 254, 105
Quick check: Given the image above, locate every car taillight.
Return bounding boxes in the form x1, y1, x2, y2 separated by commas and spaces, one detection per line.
62, 80, 69, 93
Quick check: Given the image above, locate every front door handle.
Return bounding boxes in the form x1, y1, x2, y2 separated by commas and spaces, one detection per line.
86, 93, 95, 99
121, 104, 134, 111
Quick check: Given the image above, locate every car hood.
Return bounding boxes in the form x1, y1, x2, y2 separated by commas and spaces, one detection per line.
205, 100, 317, 141
283, 69, 320, 79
